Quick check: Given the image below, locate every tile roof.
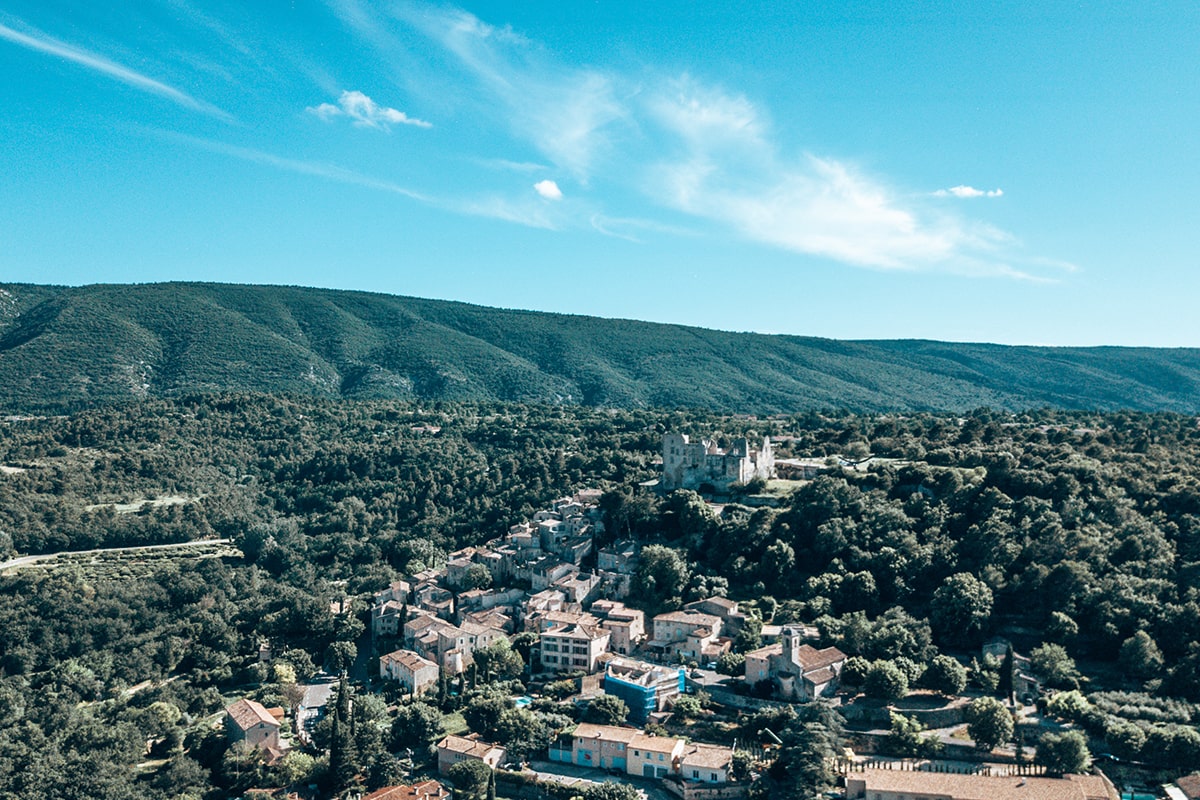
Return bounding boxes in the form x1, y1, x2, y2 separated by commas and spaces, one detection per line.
571, 723, 642, 744
438, 734, 502, 758
630, 733, 684, 754
364, 780, 449, 800
1176, 775, 1200, 800
850, 768, 1117, 800
382, 649, 439, 672
654, 610, 721, 627
681, 743, 733, 770
796, 644, 846, 671
226, 698, 279, 731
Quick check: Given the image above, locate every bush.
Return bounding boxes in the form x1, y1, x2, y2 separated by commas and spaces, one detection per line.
864, 660, 908, 702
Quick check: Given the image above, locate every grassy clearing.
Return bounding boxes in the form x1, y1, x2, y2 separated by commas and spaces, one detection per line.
2, 541, 241, 578
83, 494, 205, 514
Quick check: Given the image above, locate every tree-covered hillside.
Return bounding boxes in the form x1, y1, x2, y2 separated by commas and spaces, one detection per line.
4, 398, 1200, 796
2, 282, 1199, 414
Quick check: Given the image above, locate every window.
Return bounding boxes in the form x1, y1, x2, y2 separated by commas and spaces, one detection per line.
710, 773, 718, 782
692, 770, 699, 779
634, 750, 640, 757
658, 753, 664, 761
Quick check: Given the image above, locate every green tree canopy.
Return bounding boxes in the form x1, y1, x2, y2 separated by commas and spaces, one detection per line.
1036, 730, 1090, 775
863, 660, 909, 702
583, 694, 629, 726
965, 696, 1013, 752
923, 654, 967, 697
930, 573, 993, 646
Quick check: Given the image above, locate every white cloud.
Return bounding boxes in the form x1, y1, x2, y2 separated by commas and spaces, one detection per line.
165, 132, 568, 231
308, 90, 431, 130
475, 157, 547, 172
401, 6, 625, 180
326, 3, 1061, 279
0, 17, 231, 120
934, 185, 1004, 198
165, 132, 430, 200
533, 179, 562, 200
642, 82, 1016, 273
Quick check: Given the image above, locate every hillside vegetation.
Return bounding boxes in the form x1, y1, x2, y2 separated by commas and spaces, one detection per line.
2, 282, 1199, 414
4, 398, 1200, 796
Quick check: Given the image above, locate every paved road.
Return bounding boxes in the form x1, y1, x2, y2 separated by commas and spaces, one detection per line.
297, 674, 338, 745
0, 538, 234, 571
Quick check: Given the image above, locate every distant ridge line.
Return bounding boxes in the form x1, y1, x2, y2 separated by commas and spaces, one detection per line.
0, 281, 1197, 414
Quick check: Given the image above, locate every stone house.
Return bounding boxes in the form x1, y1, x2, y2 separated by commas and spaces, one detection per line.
436, 734, 506, 774
681, 743, 734, 784
629, 733, 686, 778
540, 621, 611, 673
743, 627, 846, 701
373, 600, 408, 637
592, 601, 645, 655
380, 649, 440, 696
225, 698, 281, 751
650, 609, 727, 662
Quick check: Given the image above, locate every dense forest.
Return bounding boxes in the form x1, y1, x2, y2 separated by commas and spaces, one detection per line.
4, 282, 1200, 414
2, 396, 1200, 797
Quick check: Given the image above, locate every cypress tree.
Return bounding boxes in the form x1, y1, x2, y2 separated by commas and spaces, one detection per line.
998, 644, 1015, 704
330, 673, 358, 789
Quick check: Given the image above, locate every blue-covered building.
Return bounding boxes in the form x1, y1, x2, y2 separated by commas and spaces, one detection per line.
602, 658, 686, 724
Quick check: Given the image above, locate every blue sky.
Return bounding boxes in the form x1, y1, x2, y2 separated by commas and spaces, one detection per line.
1, 1, 1197, 346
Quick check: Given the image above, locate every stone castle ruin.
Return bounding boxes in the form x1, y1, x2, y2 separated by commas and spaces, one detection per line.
661, 433, 775, 493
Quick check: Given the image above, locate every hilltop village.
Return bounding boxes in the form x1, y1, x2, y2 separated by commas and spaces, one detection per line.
6, 402, 1200, 800
211, 434, 1143, 800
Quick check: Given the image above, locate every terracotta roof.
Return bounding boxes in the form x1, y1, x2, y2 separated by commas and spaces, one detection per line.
571, 723, 642, 744
630, 733, 684, 754
364, 780, 450, 800
805, 666, 838, 685
850, 768, 1117, 800
795, 644, 846, 671
438, 734, 503, 758
681, 743, 733, 770
383, 649, 439, 672
745, 642, 781, 659
654, 610, 721, 627
544, 622, 609, 641
1176, 775, 1200, 800
226, 699, 279, 731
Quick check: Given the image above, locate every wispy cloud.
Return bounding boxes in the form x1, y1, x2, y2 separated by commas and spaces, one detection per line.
308, 89, 431, 130
164, 131, 568, 232
0, 17, 231, 121
165, 132, 429, 200
456, 196, 558, 229
397, 5, 625, 181
473, 157, 547, 173
644, 79, 1020, 274
326, 2, 1065, 279
590, 214, 698, 243
533, 179, 562, 200
934, 185, 1004, 198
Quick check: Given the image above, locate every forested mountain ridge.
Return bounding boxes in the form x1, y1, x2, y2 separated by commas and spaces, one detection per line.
2, 281, 1200, 414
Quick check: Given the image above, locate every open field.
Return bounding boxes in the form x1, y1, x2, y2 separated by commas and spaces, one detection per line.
0, 539, 240, 577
